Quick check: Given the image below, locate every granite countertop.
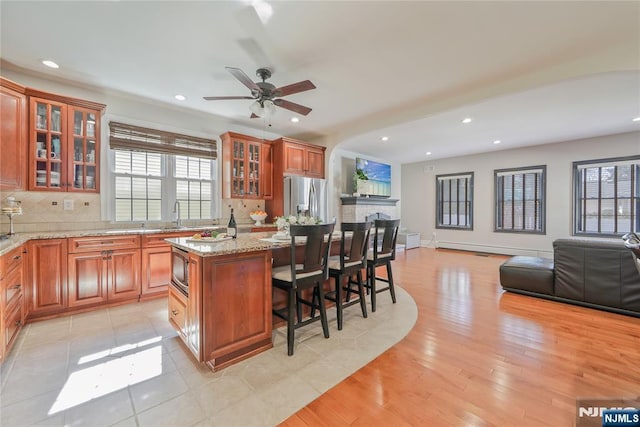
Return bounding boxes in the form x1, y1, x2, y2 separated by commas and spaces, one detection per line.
166, 231, 343, 257
166, 232, 290, 257
0, 225, 227, 256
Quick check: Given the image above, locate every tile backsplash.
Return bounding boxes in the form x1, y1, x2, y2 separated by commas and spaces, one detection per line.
0, 191, 274, 233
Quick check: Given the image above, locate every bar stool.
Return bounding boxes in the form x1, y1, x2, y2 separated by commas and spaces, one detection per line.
272, 222, 335, 356
365, 219, 400, 312
325, 222, 372, 330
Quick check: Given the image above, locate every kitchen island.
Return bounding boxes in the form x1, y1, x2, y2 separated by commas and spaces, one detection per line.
165, 233, 290, 371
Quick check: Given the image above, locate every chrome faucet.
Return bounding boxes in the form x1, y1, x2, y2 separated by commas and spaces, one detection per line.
173, 200, 182, 228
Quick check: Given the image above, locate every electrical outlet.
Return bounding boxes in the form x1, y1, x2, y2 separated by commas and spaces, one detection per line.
63, 199, 74, 211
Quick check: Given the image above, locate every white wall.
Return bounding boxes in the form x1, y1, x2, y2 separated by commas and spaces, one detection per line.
401, 131, 640, 257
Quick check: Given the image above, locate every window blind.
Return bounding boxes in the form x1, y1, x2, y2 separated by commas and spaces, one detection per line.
109, 122, 217, 159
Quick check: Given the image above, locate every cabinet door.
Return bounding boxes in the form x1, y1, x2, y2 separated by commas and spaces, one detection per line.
0, 81, 27, 190
3, 295, 24, 353
168, 286, 187, 339
29, 97, 67, 191
261, 143, 273, 199
305, 147, 325, 178
107, 249, 141, 302
26, 239, 67, 317
283, 143, 306, 175
187, 252, 202, 359
67, 107, 99, 192
141, 246, 171, 296
68, 252, 107, 308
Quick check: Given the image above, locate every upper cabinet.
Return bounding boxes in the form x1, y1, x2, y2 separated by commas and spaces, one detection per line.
220, 132, 272, 199
26, 89, 105, 192
0, 78, 27, 190
271, 137, 325, 178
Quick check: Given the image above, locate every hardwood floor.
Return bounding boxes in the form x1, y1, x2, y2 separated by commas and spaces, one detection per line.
281, 248, 640, 426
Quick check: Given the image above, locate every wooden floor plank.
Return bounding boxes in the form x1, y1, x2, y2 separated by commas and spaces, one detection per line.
280, 247, 640, 426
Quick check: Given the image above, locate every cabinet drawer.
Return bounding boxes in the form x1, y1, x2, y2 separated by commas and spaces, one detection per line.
168, 286, 187, 337
1, 245, 23, 279
141, 232, 194, 248
69, 235, 140, 253
4, 295, 23, 350
3, 264, 23, 311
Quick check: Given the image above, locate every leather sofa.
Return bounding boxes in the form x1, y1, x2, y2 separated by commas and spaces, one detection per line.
500, 238, 640, 317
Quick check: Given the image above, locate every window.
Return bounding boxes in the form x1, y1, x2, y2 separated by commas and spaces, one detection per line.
114, 151, 163, 222
174, 156, 212, 220
495, 166, 546, 233
436, 172, 473, 230
108, 122, 217, 223
574, 156, 640, 236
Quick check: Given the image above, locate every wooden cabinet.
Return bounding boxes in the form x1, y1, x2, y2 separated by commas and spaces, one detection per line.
26, 89, 104, 192
273, 137, 325, 178
26, 239, 67, 318
168, 285, 187, 338
186, 252, 202, 357
67, 236, 141, 308
0, 244, 25, 362
220, 132, 272, 199
266, 137, 326, 219
140, 231, 196, 298
166, 249, 272, 371
0, 78, 27, 190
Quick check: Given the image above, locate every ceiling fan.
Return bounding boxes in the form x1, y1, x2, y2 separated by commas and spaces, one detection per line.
203, 67, 316, 118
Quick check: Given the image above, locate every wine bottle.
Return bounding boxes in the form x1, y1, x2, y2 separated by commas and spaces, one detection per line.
228, 208, 237, 239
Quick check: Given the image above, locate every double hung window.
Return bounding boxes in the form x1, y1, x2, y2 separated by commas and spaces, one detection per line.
495, 166, 546, 233
436, 172, 474, 230
573, 156, 639, 236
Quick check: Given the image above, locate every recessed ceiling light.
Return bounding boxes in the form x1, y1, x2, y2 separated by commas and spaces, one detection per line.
633, 117, 640, 122
381, 136, 389, 142
426, 151, 432, 156
174, 94, 186, 101
462, 117, 472, 124
42, 60, 59, 69
290, 117, 299, 123
493, 140, 501, 145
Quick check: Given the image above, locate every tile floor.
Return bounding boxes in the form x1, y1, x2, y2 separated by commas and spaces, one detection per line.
0, 287, 416, 427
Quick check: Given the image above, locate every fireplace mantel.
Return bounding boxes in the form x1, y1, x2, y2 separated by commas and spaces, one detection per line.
340, 197, 399, 222
340, 197, 399, 206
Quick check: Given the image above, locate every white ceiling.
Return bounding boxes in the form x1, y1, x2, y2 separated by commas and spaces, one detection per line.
1, 1, 639, 164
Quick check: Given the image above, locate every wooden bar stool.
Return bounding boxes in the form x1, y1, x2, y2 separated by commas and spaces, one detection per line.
325, 222, 372, 330
365, 219, 400, 312
272, 223, 335, 356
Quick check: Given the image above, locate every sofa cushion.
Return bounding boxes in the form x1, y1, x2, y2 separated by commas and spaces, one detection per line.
499, 256, 554, 295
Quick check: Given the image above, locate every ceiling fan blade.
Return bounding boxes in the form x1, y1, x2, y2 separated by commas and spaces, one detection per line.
274, 99, 312, 116
274, 80, 316, 97
203, 95, 255, 101
226, 67, 261, 92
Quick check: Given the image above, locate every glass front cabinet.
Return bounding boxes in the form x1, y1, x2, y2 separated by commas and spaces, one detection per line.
28, 94, 104, 192
221, 132, 272, 199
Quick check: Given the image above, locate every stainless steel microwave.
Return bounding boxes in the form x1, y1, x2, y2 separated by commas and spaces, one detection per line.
171, 247, 189, 296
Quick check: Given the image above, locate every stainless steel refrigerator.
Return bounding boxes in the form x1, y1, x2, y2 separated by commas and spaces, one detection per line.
283, 176, 328, 222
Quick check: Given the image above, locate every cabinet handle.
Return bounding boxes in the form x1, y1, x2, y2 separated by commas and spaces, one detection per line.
101, 241, 114, 245
13, 255, 21, 261
171, 309, 179, 316
15, 320, 22, 327
13, 284, 21, 290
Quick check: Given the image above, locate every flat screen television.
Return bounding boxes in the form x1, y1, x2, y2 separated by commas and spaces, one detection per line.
355, 157, 391, 197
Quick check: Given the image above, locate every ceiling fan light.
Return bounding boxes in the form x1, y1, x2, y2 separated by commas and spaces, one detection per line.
249, 100, 264, 117
264, 100, 276, 116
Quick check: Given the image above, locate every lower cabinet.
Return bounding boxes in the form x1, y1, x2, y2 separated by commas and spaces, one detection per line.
26, 239, 68, 318
1, 244, 25, 362
168, 285, 187, 338
140, 232, 193, 298
68, 248, 141, 308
